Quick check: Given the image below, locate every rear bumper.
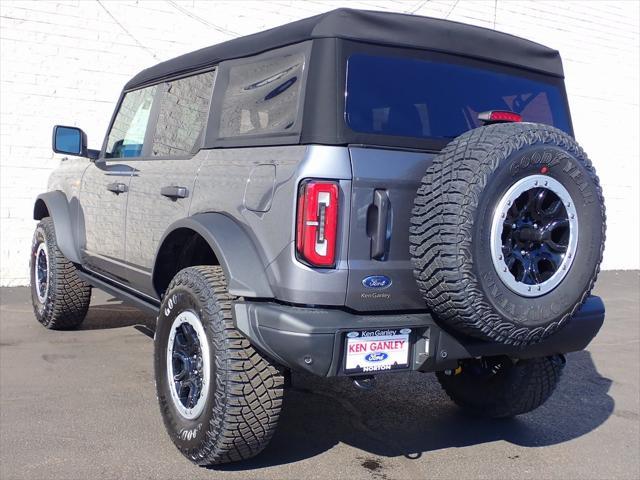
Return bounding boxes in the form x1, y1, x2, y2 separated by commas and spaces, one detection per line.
233, 296, 605, 377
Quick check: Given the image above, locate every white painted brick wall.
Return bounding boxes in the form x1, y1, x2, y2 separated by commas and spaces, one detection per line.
1, 0, 638, 285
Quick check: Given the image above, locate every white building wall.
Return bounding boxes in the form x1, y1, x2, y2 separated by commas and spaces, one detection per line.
1, 0, 638, 285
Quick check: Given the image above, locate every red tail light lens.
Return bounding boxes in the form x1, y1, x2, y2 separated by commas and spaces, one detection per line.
478, 110, 522, 124
296, 180, 339, 267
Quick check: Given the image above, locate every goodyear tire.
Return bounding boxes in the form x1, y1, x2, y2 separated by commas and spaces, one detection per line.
154, 266, 284, 465
30, 217, 91, 329
410, 123, 605, 345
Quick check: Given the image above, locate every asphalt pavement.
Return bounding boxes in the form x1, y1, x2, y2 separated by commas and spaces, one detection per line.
1, 270, 638, 480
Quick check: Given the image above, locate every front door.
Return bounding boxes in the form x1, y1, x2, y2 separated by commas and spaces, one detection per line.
123, 70, 217, 297
79, 84, 159, 283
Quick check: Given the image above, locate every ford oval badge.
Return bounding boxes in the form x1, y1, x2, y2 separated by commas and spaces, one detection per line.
365, 352, 389, 362
362, 275, 392, 289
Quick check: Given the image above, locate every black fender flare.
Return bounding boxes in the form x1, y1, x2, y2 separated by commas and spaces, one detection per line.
33, 191, 82, 264
153, 213, 274, 298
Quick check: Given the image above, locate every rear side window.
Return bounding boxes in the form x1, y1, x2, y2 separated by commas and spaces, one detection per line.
219, 53, 305, 138
345, 54, 571, 140
151, 71, 215, 156
105, 85, 158, 158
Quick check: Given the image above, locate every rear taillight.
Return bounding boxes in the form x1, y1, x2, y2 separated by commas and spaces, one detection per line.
295, 180, 339, 268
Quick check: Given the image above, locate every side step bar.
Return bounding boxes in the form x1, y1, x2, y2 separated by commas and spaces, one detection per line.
76, 270, 160, 317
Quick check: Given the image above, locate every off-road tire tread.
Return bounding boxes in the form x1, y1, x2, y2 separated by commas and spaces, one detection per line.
436, 356, 564, 418
160, 266, 284, 465
31, 217, 91, 329
410, 123, 606, 345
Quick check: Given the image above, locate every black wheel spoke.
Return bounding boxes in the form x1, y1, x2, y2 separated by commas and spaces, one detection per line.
172, 351, 188, 380
543, 219, 570, 252
506, 250, 526, 281
545, 240, 567, 252
528, 259, 541, 284
534, 188, 548, 220
186, 380, 200, 408
174, 331, 188, 348
543, 199, 563, 218
180, 323, 195, 344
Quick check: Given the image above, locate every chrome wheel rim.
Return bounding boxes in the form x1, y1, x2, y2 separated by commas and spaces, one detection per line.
166, 311, 210, 420
34, 242, 49, 303
490, 175, 578, 297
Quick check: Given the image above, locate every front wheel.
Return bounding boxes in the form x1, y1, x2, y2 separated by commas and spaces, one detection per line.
154, 266, 284, 465
436, 355, 565, 418
30, 217, 91, 329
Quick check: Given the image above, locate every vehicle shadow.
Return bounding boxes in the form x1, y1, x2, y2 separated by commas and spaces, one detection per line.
216, 349, 613, 470
79, 300, 155, 333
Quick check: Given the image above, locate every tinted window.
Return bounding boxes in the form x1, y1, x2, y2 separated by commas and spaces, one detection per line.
151, 71, 215, 156
346, 54, 571, 140
106, 85, 157, 158
219, 53, 304, 138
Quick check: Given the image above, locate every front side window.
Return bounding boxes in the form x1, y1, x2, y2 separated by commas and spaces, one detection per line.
105, 85, 158, 158
219, 53, 305, 138
345, 54, 571, 140
151, 71, 215, 156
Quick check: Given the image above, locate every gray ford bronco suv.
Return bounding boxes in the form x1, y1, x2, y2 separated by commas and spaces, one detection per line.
32, 9, 606, 466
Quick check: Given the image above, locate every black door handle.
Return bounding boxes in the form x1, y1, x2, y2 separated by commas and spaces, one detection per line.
106, 182, 127, 194
160, 185, 188, 199
370, 189, 391, 260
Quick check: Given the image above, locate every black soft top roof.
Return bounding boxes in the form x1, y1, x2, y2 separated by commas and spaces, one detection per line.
125, 8, 563, 90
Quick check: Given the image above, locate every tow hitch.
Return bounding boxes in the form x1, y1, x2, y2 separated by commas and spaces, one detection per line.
352, 376, 376, 390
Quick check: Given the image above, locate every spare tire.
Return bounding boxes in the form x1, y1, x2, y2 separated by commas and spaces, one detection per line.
410, 123, 605, 345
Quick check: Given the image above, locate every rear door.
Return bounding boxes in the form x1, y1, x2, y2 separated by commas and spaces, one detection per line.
123, 70, 216, 296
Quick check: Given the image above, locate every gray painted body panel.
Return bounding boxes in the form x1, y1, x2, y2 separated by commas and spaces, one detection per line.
126, 156, 201, 269
124, 155, 203, 295
39, 144, 432, 311
189, 145, 352, 306
78, 160, 134, 278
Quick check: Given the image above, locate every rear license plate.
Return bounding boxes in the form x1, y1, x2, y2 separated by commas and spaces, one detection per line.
344, 328, 411, 374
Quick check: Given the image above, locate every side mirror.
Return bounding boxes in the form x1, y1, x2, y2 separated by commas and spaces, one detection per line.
52, 125, 98, 159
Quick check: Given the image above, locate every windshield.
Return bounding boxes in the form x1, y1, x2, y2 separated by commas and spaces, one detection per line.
345, 54, 571, 140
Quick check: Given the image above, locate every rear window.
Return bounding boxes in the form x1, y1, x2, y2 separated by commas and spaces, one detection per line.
218, 52, 305, 138
345, 54, 571, 140
151, 70, 215, 156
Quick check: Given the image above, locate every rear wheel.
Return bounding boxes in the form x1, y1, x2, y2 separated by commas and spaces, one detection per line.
154, 266, 284, 465
436, 355, 565, 418
30, 217, 91, 329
